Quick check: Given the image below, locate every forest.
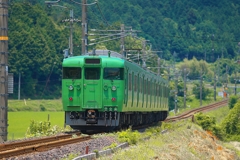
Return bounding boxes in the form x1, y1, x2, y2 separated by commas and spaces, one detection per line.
7, 0, 240, 99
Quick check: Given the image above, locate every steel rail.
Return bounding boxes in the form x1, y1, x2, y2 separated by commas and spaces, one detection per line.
0, 135, 91, 159
164, 99, 228, 122
0, 132, 81, 152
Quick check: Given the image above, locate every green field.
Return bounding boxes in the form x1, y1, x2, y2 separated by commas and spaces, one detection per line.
8, 112, 64, 140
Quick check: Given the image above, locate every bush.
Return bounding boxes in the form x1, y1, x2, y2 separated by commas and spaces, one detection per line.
194, 112, 225, 140
117, 128, 140, 145
228, 95, 238, 109
25, 120, 70, 138
221, 101, 240, 137
194, 112, 216, 131
40, 104, 46, 111
25, 120, 51, 137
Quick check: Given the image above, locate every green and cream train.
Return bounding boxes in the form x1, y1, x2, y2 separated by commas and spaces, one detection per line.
62, 50, 169, 131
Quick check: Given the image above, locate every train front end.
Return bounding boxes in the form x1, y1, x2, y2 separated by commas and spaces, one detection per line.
62, 53, 125, 131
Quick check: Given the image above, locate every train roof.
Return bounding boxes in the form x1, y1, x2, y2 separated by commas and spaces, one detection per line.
85, 49, 124, 58
62, 50, 168, 84
62, 50, 125, 67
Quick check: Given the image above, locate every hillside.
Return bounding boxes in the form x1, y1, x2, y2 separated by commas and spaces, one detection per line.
7, 1, 240, 99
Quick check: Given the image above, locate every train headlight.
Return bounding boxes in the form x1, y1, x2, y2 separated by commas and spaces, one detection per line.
69, 97, 73, 101
112, 97, 116, 101
69, 85, 74, 91
111, 86, 117, 91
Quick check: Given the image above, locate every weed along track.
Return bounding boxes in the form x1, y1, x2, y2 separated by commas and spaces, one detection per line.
164, 99, 228, 122
0, 132, 92, 159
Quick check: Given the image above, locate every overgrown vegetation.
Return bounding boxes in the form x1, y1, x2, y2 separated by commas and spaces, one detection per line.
117, 127, 141, 145
194, 100, 240, 141
25, 120, 72, 138
99, 122, 239, 160
228, 95, 239, 109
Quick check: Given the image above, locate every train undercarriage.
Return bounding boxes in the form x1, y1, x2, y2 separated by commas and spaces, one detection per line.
65, 110, 168, 132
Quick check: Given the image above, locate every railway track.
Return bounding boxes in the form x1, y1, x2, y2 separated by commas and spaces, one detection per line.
0, 132, 91, 159
0, 99, 230, 159
164, 99, 228, 122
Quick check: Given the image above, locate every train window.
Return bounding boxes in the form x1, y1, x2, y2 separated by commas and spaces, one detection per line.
139, 77, 142, 93
104, 68, 124, 80
144, 79, 147, 94
128, 73, 132, 91
63, 67, 81, 79
148, 81, 150, 95
134, 75, 137, 92
85, 68, 100, 80
85, 59, 100, 64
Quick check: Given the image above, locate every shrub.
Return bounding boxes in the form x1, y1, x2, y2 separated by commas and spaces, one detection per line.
221, 101, 240, 137
117, 128, 140, 145
25, 120, 71, 138
25, 120, 51, 137
40, 104, 46, 111
194, 113, 216, 131
228, 95, 238, 109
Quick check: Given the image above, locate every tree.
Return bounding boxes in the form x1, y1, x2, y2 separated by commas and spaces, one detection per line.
221, 101, 240, 140
192, 82, 211, 100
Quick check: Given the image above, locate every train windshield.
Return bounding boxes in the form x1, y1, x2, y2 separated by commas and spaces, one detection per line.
85, 68, 100, 80
62, 67, 81, 79
104, 68, 124, 80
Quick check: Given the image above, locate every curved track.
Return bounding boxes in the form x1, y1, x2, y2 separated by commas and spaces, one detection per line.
0, 132, 91, 159
164, 99, 228, 122
0, 99, 230, 159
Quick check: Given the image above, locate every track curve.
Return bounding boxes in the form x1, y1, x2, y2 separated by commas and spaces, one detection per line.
164, 99, 228, 122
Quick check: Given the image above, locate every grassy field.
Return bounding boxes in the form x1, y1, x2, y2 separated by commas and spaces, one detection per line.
8, 112, 64, 140
8, 99, 63, 112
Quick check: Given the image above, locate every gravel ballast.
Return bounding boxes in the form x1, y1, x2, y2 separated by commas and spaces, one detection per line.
6, 136, 118, 160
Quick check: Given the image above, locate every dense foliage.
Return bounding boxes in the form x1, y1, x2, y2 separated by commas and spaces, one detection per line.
7, 1, 240, 99
25, 120, 71, 137
195, 100, 240, 141
228, 95, 239, 109
221, 101, 240, 141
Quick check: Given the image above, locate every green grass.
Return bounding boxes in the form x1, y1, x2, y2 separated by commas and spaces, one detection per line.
8, 99, 63, 112
206, 106, 230, 124
169, 94, 226, 117
99, 122, 240, 160
8, 112, 64, 140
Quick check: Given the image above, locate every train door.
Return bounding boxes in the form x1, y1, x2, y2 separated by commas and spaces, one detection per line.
83, 68, 102, 109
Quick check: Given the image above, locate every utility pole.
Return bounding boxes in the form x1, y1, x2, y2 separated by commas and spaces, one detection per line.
183, 68, 187, 108
224, 65, 228, 97
120, 24, 125, 57
214, 58, 219, 101
200, 69, 203, 106
81, 0, 87, 54
18, 73, 21, 100
212, 34, 214, 62
142, 40, 147, 69
62, 9, 81, 57
234, 72, 237, 95
0, 0, 8, 142
69, 9, 73, 56
173, 62, 178, 114
157, 58, 160, 76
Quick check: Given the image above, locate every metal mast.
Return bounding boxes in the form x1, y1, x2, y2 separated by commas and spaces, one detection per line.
81, 0, 87, 54
0, 0, 8, 142
120, 24, 125, 57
